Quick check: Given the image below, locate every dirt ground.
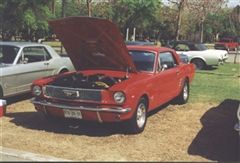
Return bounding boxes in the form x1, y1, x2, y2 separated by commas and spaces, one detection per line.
0, 94, 239, 161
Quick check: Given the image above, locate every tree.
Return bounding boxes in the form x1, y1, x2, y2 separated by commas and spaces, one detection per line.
187, 0, 227, 43
0, 0, 54, 41
111, 0, 161, 39
167, 0, 188, 40
86, 0, 92, 17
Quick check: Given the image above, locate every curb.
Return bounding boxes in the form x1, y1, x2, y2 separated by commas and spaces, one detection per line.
0, 146, 72, 162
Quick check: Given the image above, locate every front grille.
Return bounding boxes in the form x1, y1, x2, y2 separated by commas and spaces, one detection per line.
43, 85, 102, 102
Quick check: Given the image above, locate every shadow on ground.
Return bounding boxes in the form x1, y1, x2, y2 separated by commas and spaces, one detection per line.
6, 111, 127, 136
188, 99, 240, 162
5, 101, 171, 137
5, 93, 32, 105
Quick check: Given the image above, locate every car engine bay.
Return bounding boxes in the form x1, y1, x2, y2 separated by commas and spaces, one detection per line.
49, 73, 127, 89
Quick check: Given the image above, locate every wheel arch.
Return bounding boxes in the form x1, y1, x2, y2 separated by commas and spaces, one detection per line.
57, 67, 69, 74
190, 56, 206, 64
140, 94, 149, 111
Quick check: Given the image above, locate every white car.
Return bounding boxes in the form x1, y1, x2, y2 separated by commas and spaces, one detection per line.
170, 41, 229, 70
0, 42, 75, 98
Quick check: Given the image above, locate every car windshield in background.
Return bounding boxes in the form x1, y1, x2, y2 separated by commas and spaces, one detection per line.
0, 45, 20, 64
129, 50, 155, 72
195, 44, 208, 51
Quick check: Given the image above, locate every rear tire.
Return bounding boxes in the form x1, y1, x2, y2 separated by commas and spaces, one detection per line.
125, 97, 148, 134
191, 59, 205, 70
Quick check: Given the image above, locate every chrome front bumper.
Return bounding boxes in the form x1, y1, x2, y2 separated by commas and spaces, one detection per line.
31, 98, 131, 114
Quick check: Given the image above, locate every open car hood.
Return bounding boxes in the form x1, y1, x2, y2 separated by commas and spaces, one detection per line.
49, 17, 137, 72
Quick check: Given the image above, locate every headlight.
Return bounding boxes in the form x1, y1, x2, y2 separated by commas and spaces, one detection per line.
32, 85, 42, 96
113, 92, 125, 104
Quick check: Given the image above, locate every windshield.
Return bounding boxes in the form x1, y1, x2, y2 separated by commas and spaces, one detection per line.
195, 44, 208, 51
129, 50, 155, 72
0, 45, 20, 64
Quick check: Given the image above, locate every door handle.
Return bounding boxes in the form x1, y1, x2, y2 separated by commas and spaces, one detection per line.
44, 62, 49, 65
176, 71, 180, 75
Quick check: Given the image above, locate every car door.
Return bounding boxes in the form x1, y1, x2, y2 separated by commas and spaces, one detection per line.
0, 45, 20, 96
15, 46, 52, 93
156, 52, 181, 104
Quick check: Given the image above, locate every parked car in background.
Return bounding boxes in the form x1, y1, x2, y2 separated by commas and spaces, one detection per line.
126, 41, 189, 64
214, 37, 239, 51
31, 17, 195, 134
125, 41, 156, 46
0, 42, 75, 98
170, 41, 228, 70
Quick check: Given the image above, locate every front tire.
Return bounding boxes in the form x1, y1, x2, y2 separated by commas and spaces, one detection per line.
126, 97, 148, 134
176, 80, 189, 104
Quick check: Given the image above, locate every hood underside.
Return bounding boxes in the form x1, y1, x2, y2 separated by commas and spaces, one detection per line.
49, 17, 136, 72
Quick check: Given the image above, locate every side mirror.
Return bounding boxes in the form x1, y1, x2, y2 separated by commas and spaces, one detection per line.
161, 64, 168, 71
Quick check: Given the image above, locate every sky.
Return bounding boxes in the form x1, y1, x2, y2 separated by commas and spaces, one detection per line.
162, 0, 240, 8
227, 0, 240, 7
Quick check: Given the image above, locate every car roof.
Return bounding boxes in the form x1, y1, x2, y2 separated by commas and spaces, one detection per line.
0, 41, 46, 47
127, 45, 174, 54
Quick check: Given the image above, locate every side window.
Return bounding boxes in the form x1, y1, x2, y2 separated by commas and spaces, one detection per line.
159, 52, 177, 71
0, 45, 19, 64
175, 43, 189, 51
19, 46, 51, 64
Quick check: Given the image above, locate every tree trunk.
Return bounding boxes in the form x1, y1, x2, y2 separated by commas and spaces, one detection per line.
51, 0, 55, 15
62, 0, 66, 18
200, 20, 204, 43
234, 47, 239, 64
175, 0, 185, 41
87, 0, 92, 17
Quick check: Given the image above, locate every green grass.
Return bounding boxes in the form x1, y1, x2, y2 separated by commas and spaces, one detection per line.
189, 63, 240, 103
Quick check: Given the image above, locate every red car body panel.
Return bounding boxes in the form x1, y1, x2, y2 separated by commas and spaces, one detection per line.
49, 17, 137, 72
31, 17, 195, 123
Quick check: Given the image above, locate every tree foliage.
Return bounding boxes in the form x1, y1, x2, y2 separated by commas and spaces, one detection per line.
0, 0, 53, 41
0, 0, 238, 43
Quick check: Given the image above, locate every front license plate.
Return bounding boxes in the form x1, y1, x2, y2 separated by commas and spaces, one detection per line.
63, 109, 82, 119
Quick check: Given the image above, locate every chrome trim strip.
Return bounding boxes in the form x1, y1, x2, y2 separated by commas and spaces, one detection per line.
96, 112, 103, 123
31, 98, 131, 113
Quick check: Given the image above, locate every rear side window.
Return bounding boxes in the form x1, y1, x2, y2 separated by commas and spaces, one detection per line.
0, 45, 20, 64
174, 43, 190, 51
22, 46, 51, 63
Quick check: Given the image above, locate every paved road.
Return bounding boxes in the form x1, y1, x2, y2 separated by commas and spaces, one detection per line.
0, 146, 70, 162
226, 52, 240, 63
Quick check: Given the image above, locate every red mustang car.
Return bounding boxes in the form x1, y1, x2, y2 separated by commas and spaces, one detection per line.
31, 17, 195, 134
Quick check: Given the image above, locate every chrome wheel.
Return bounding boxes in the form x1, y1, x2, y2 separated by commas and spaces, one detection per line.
126, 98, 148, 134
136, 103, 146, 129
183, 83, 188, 101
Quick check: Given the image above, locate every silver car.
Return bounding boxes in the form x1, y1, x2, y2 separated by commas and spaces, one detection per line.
0, 42, 75, 98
